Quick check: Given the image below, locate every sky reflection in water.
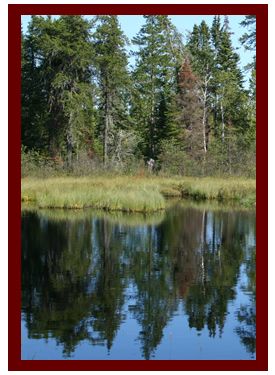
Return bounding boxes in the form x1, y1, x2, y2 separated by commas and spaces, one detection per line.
21, 203, 256, 360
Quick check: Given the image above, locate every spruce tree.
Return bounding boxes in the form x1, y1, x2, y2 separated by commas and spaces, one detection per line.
240, 15, 256, 149
240, 15, 256, 52
187, 20, 214, 152
210, 17, 250, 173
22, 18, 50, 151
177, 56, 203, 160
213, 17, 246, 140
93, 16, 131, 165
131, 16, 183, 160
22, 16, 96, 166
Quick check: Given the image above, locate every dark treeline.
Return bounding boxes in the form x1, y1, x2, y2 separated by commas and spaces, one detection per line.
22, 15, 256, 177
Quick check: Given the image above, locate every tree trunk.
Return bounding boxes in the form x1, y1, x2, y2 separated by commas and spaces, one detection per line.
103, 85, 113, 165
149, 72, 156, 158
66, 112, 74, 169
221, 101, 225, 143
221, 87, 225, 143
202, 88, 208, 153
201, 73, 211, 154
104, 111, 108, 165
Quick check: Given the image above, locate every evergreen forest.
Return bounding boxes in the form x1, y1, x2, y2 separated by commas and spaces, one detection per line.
21, 15, 256, 178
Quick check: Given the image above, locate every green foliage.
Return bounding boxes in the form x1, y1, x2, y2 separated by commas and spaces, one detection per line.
158, 140, 192, 176
22, 16, 96, 164
158, 136, 255, 179
131, 16, 184, 159
188, 20, 214, 77
22, 15, 256, 180
21, 177, 166, 211
240, 16, 256, 52
21, 146, 64, 178
185, 15, 255, 169
93, 16, 131, 164
22, 176, 256, 211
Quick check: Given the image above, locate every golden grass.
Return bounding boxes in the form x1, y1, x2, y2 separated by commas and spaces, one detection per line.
21, 175, 256, 212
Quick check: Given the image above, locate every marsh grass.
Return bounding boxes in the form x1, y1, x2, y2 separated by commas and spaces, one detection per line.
21, 176, 255, 212
21, 177, 166, 212
178, 178, 256, 205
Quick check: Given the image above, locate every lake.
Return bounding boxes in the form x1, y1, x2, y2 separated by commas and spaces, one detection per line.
21, 202, 256, 360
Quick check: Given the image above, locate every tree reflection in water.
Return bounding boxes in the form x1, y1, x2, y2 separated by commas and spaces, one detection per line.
21, 204, 256, 359
235, 248, 256, 357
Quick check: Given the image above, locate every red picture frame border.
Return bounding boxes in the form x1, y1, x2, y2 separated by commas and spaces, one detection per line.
9, 3, 268, 371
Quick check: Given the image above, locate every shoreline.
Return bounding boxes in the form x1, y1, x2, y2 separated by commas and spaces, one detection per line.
21, 176, 256, 212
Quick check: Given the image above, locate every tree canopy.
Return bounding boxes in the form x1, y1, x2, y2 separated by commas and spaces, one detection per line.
22, 15, 256, 177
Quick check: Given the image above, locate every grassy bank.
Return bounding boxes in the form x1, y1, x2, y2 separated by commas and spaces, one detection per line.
21, 176, 256, 212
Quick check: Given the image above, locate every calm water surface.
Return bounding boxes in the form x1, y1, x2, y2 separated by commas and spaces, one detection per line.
21, 203, 256, 360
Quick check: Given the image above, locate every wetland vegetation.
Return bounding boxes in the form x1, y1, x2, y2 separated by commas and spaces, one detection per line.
21, 15, 256, 360
22, 176, 255, 211
22, 15, 256, 185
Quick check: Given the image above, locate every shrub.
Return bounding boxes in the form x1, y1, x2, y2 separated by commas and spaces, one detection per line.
158, 140, 187, 176
21, 146, 67, 178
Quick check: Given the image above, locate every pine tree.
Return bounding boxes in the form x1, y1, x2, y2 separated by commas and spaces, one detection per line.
211, 15, 222, 53
131, 16, 183, 159
22, 18, 50, 151
49, 16, 95, 166
211, 17, 247, 141
209, 17, 251, 173
177, 56, 203, 159
240, 15, 256, 147
93, 16, 131, 165
240, 16, 256, 52
187, 20, 214, 152
21, 15, 255, 177
22, 16, 96, 166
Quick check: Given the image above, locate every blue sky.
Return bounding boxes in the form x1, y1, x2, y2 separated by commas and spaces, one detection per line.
21, 15, 254, 85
